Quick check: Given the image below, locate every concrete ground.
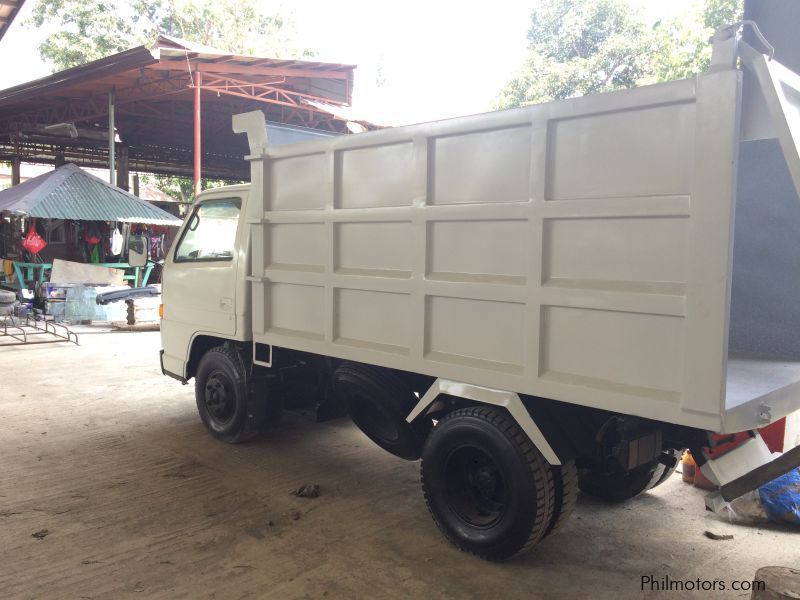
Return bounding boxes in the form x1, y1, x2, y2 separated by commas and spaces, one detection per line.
0, 331, 797, 600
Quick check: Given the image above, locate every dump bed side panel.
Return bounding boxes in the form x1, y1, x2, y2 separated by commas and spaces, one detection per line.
248, 71, 741, 431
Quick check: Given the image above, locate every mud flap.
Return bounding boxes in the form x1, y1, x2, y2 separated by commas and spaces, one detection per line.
700, 431, 800, 511
244, 376, 270, 434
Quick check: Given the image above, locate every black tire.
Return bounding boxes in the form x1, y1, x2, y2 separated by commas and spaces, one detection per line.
0, 289, 15, 303
195, 344, 263, 444
334, 362, 425, 460
421, 406, 555, 561
544, 459, 578, 538
649, 448, 683, 489
579, 448, 682, 502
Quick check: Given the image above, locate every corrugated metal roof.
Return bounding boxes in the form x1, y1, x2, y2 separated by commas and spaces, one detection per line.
0, 164, 182, 226
0, 0, 25, 43
266, 121, 340, 145
0, 38, 355, 110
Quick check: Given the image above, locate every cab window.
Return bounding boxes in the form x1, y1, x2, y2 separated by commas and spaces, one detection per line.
174, 198, 241, 263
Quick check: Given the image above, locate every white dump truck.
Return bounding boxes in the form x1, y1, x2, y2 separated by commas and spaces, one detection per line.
157, 22, 800, 559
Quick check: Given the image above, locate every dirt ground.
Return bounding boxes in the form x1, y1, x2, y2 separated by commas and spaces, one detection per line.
0, 331, 797, 599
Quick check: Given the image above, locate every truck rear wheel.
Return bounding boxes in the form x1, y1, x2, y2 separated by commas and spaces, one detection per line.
421, 406, 555, 561
543, 459, 578, 538
195, 344, 264, 444
578, 449, 681, 502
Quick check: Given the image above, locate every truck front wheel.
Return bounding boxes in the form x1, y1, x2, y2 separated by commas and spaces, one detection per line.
421, 406, 555, 561
195, 344, 263, 444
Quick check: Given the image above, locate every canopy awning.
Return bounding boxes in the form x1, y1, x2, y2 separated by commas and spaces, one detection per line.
0, 35, 370, 180
0, 164, 182, 226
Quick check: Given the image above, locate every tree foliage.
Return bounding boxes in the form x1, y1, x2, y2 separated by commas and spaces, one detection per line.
139, 173, 231, 203
30, 0, 136, 69
498, 0, 653, 106
703, 0, 744, 30
29, 0, 310, 71
498, 0, 743, 108
28, 0, 309, 200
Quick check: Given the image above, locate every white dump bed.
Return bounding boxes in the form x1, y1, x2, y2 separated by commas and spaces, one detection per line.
239, 49, 800, 434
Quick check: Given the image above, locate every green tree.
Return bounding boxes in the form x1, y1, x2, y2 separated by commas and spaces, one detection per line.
28, 0, 311, 200
139, 174, 231, 203
29, 0, 311, 71
30, 0, 137, 69
497, 0, 652, 107
498, 0, 743, 109
703, 0, 744, 30
139, 174, 194, 203
648, 0, 743, 83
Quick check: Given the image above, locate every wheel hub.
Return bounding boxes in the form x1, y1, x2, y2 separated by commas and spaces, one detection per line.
444, 446, 506, 527
474, 466, 497, 497
204, 372, 235, 424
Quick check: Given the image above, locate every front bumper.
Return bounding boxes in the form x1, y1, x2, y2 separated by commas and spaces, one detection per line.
159, 349, 188, 384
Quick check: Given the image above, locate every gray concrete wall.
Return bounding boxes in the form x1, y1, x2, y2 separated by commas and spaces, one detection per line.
729, 138, 800, 359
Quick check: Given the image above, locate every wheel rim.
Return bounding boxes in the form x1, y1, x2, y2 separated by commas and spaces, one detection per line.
444, 445, 507, 528
204, 370, 236, 425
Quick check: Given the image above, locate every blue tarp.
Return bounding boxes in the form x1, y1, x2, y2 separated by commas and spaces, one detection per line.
759, 467, 800, 525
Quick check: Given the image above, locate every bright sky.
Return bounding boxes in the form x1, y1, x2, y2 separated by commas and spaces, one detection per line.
0, 0, 698, 126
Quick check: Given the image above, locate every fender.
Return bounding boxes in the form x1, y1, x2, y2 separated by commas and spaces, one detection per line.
406, 378, 561, 466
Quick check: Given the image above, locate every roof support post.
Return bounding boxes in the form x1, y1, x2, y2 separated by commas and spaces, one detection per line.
11, 156, 20, 186
116, 145, 129, 191
193, 70, 202, 198
108, 89, 116, 186
11, 124, 20, 185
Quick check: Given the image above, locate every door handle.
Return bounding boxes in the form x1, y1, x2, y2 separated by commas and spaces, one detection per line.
220, 297, 233, 310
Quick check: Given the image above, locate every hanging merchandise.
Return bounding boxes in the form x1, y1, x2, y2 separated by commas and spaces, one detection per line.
83, 222, 102, 245
150, 231, 165, 260
22, 219, 47, 255
81, 222, 103, 263
111, 224, 124, 256
121, 222, 131, 257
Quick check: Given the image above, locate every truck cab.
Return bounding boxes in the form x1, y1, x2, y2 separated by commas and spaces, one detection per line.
160, 185, 251, 382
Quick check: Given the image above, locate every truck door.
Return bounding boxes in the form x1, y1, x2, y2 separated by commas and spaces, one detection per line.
164, 197, 242, 337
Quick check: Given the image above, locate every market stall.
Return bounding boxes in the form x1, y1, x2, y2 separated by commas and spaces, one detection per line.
0, 163, 181, 323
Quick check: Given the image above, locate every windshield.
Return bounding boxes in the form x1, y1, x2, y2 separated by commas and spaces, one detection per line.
174, 198, 241, 262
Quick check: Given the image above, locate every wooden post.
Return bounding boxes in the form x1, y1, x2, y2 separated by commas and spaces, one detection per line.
116, 145, 129, 191
108, 89, 116, 186
11, 156, 20, 185
193, 70, 202, 198
11, 124, 20, 185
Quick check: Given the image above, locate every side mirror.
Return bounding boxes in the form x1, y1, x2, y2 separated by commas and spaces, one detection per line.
127, 234, 149, 267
